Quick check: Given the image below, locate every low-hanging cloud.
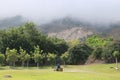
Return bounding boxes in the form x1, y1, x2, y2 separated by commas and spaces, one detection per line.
0, 0, 120, 23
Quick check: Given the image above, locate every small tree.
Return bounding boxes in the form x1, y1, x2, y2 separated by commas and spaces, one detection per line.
6, 48, 18, 67
19, 47, 27, 67
113, 51, 120, 70
47, 53, 56, 65
0, 53, 5, 66
33, 53, 43, 69
33, 46, 43, 69
25, 54, 30, 68
60, 52, 69, 65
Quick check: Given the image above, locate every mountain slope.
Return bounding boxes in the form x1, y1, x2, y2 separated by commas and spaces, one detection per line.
41, 17, 91, 33
48, 27, 93, 41
40, 17, 120, 40
0, 15, 25, 29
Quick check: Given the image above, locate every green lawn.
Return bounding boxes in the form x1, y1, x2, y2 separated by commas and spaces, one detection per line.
0, 63, 120, 80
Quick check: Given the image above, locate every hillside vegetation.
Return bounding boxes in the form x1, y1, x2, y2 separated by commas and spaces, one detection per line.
0, 22, 120, 67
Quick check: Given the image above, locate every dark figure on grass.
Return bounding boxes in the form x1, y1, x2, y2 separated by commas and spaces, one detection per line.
56, 63, 60, 70
56, 63, 63, 71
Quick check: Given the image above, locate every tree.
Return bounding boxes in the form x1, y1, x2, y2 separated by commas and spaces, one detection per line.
113, 51, 120, 70
86, 35, 110, 48
0, 53, 5, 65
33, 46, 43, 68
19, 47, 27, 67
25, 54, 30, 68
60, 52, 69, 65
33, 53, 43, 69
102, 40, 120, 63
50, 38, 68, 56
47, 53, 56, 65
6, 48, 18, 67
68, 43, 93, 64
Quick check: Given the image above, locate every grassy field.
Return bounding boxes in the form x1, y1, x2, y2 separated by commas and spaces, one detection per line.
0, 63, 120, 80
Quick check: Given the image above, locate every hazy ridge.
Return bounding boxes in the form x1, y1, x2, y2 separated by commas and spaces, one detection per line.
0, 16, 120, 40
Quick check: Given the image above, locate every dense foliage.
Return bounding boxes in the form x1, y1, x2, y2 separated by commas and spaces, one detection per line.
0, 22, 120, 66
68, 43, 93, 64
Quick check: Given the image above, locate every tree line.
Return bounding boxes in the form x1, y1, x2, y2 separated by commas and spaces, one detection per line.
0, 22, 120, 67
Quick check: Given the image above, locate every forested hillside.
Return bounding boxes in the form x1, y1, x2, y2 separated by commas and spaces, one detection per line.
0, 22, 120, 66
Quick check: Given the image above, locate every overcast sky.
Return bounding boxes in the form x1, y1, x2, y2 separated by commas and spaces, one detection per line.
0, 0, 120, 23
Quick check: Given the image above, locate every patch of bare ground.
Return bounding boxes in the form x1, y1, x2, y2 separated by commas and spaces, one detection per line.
3, 74, 12, 78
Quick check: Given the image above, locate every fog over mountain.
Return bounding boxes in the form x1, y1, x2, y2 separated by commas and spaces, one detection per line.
0, 0, 120, 24
0, 15, 26, 29
39, 16, 120, 40
0, 0, 120, 40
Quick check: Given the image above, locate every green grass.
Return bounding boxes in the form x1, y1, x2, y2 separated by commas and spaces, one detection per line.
0, 63, 120, 80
